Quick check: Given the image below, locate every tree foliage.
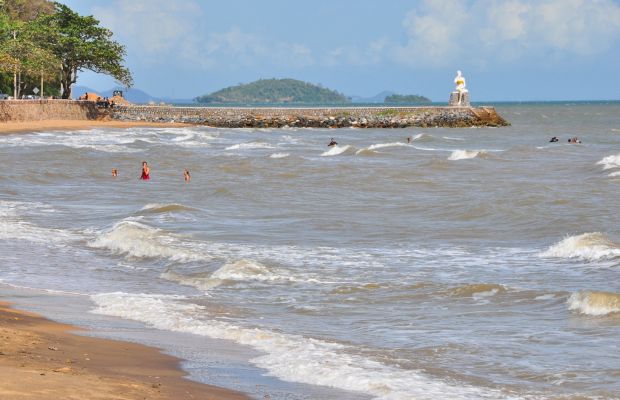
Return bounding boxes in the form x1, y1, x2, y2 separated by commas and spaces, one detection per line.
31, 3, 132, 99
384, 94, 431, 104
0, 1, 131, 98
195, 78, 349, 104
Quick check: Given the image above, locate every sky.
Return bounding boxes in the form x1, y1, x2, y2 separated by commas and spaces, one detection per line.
59, 0, 620, 101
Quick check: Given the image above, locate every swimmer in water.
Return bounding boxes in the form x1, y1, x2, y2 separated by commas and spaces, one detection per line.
549, 136, 559, 143
140, 161, 150, 180
328, 138, 338, 147
184, 169, 190, 182
111, 168, 118, 177
568, 137, 582, 144
407, 137, 411, 143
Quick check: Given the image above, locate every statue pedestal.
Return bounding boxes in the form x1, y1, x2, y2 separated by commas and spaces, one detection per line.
449, 91, 470, 106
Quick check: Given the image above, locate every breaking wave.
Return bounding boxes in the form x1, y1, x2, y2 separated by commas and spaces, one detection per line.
448, 283, 507, 298
567, 291, 620, 316
448, 150, 486, 161
597, 154, 620, 170
269, 152, 290, 159
539, 233, 620, 261
321, 145, 352, 157
367, 142, 409, 151
226, 142, 274, 150
0, 201, 75, 244
91, 292, 509, 400
88, 219, 208, 262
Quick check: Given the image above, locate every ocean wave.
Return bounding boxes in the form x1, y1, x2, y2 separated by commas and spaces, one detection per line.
448, 283, 506, 298
597, 154, 620, 170
139, 203, 198, 214
0, 201, 75, 244
269, 152, 290, 159
539, 232, 620, 261
355, 148, 380, 156
88, 219, 208, 262
162, 259, 299, 291
448, 150, 486, 161
367, 142, 409, 151
91, 292, 510, 400
567, 291, 620, 316
321, 145, 352, 157
609, 171, 620, 177
226, 142, 275, 150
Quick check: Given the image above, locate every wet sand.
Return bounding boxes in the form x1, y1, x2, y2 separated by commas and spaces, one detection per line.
0, 301, 248, 400
0, 119, 190, 134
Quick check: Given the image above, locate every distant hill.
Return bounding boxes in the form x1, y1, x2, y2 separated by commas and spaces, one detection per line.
384, 94, 431, 104
349, 91, 395, 103
195, 79, 349, 104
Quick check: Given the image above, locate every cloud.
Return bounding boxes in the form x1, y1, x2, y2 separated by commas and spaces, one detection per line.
91, 1, 314, 70
394, 0, 620, 67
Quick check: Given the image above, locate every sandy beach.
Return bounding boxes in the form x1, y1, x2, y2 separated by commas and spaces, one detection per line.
0, 301, 248, 400
0, 119, 191, 134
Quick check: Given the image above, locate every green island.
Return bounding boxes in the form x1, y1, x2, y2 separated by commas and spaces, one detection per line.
194, 78, 349, 104
384, 94, 431, 104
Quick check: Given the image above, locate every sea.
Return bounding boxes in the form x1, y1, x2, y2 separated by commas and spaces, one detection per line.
0, 102, 619, 400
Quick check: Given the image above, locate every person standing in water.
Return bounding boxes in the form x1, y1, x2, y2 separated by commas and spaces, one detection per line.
111, 168, 118, 177
140, 161, 150, 180
328, 138, 338, 147
184, 169, 190, 182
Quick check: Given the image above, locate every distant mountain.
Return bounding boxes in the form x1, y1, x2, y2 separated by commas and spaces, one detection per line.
384, 94, 431, 104
195, 79, 349, 104
73, 86, 193, 104
349, 91, 395, 103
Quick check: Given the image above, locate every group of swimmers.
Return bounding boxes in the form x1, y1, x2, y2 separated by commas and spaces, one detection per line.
550, 136, 582, 143
111, 161, 190, 181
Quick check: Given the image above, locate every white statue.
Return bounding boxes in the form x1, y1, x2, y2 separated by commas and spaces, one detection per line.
454, 70, 468, 105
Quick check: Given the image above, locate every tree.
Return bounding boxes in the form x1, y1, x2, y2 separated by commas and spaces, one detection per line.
0, 0, 53, 22
32, 2, 132, 99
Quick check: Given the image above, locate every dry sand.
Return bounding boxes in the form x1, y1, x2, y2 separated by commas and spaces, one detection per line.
0, 120, 191, 134
0, 301, 248, 400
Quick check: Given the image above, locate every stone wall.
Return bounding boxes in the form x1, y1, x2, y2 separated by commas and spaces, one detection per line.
111, 105, 509, 128
0, 100, 100, 122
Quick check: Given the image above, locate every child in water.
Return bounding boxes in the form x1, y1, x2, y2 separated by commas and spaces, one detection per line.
111, 168, 118, 177
140, 161, 150, 180
184, 169, 190, 182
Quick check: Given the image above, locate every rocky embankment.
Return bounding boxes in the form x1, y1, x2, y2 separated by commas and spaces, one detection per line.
110, 106, 509, 128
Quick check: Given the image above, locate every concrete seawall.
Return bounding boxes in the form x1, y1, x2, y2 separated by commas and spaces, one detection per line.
110, 105, 510, 128
0, 100, 99, 122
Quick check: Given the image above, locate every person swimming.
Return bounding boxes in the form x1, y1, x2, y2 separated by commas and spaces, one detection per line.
184, 169, 190, 182
111, 168, 118, 177
549, 136, 559, 143
568, 137, 582, 144
328, 138, 338, 147
140, 161, 150, 180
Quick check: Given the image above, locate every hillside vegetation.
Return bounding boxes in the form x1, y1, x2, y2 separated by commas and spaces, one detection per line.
195, 78, 349, 104
384, 94, 431, 104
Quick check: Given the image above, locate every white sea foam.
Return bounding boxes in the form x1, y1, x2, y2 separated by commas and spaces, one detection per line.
448, 150, 486, 161
597, 154, 620, 170
609, 171, 620, 177
269, 152, 290, 159
226, 142, 275, 150
321, 145, 351, 157
367, 142, 409, 151
139, 203, 197, 213
0, 201, 75, 244
567, 291, 620, 316
443, 136, 465, 141
91, 292, 511, 400
162, 259, 302, 291
539, 232, 620, 261
88, 219, 208, 262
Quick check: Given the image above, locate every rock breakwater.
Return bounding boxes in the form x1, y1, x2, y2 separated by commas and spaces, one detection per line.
110, 106, 509, 128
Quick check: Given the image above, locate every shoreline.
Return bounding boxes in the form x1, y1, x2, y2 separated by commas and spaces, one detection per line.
0, 119, 190, 134
0, 299, 248, 400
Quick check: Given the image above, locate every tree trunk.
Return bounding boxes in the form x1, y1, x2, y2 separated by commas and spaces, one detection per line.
60, 65, 77, 99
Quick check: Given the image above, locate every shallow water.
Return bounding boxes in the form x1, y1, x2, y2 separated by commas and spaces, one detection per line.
1, 103, 619, 399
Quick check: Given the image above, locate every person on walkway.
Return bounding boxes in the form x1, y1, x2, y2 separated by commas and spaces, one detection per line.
140, 161, 150, 180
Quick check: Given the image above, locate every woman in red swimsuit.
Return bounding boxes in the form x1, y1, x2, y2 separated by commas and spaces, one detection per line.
140, 161, 150, 180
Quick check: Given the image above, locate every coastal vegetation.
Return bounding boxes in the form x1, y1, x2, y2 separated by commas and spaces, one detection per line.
195, 78, 349, 104
384, 94, 431, 104
0, 0, 131, 99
